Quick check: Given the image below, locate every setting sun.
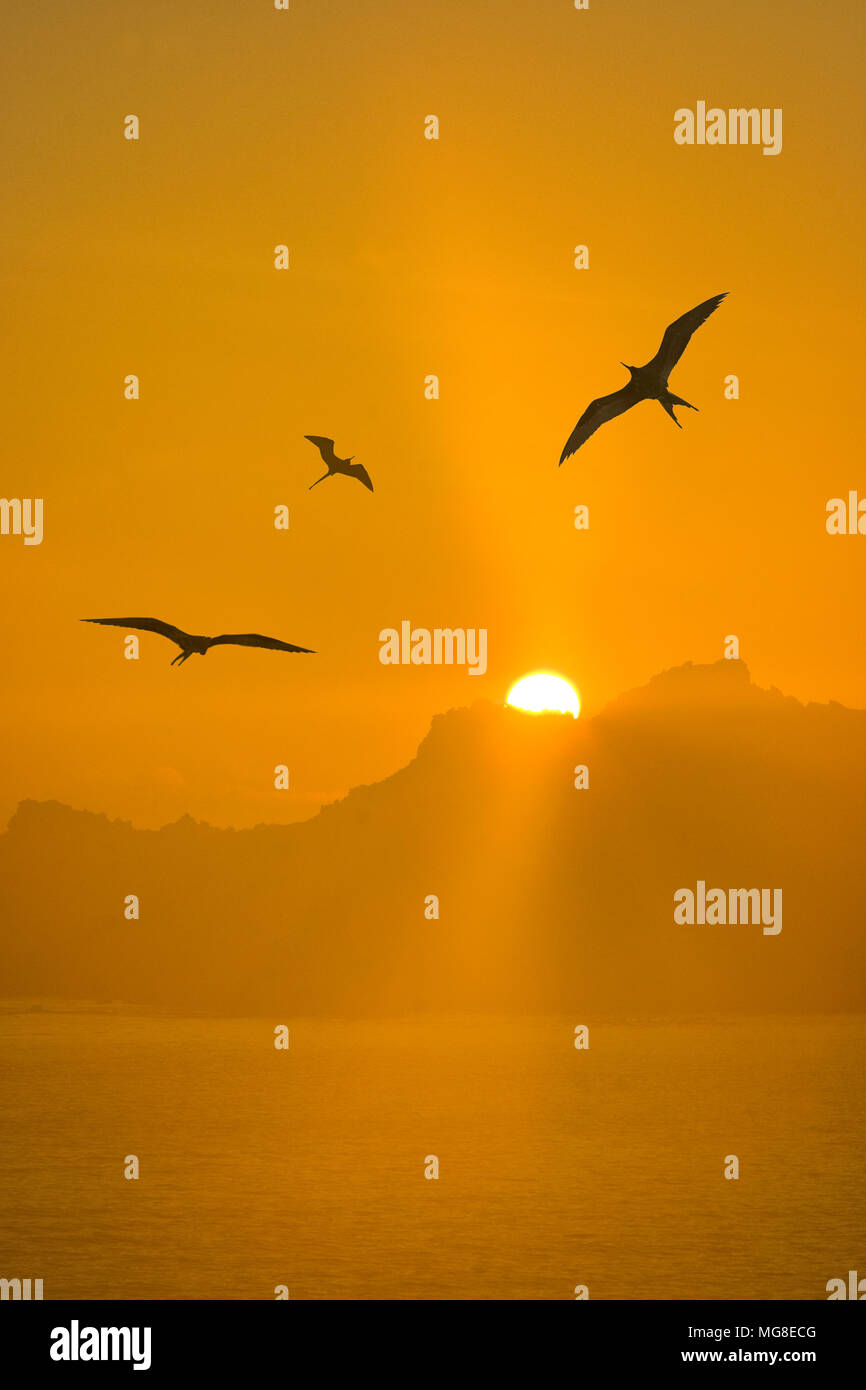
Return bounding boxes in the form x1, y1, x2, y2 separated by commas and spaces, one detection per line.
506, 673, 581, 718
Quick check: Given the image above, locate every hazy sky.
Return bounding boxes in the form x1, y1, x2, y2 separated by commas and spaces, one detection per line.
1, 0, 863, 827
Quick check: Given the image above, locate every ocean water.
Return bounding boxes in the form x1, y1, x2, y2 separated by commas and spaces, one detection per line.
0, 1011, 862, 1300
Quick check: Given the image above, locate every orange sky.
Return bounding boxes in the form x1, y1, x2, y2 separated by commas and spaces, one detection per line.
1, 0, 863, 828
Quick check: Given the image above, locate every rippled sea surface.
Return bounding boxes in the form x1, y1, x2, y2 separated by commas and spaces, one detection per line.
1, 1010, 862, 1299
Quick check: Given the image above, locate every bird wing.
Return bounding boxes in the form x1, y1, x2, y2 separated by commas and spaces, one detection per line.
304, 435, 338, 467
648, 293, 727, 377
345, 461, 374, 492
208, 633, 316, 654
559, 381, 643, 464
81, 617, 191, 650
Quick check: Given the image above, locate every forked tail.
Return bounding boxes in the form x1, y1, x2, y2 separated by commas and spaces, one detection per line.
659, 391, 698, 427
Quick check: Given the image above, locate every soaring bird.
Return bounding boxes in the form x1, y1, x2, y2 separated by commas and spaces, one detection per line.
304, 436, 373, 492
559, 293, 727, 464
82, 617, 315, 666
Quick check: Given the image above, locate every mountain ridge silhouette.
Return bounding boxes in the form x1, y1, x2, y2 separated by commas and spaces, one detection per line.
2, 660, 863, 1014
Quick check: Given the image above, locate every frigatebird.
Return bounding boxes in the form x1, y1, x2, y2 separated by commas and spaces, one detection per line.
559, 293, 727, 464
82, 617, 315, 666
305, 436, 373, 492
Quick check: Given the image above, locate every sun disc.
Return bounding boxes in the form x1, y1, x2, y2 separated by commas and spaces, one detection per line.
506, 673, 580, 718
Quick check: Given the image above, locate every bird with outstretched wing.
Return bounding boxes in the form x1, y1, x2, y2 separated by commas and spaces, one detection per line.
305, 435, 374, 492
82, 617, 315, 666
559, 292, 727, 464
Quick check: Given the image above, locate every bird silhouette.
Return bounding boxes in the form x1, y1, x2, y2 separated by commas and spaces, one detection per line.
559, 293, 728, 464
305, 436, 373, 492
82, 617, 315, 666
